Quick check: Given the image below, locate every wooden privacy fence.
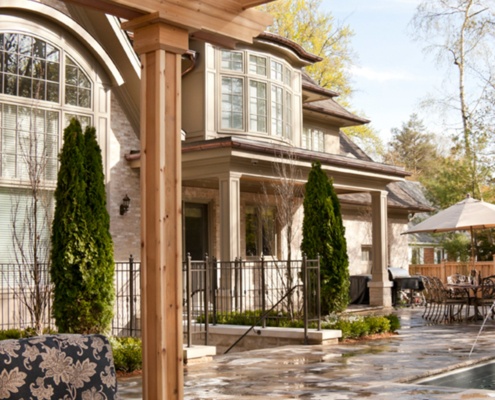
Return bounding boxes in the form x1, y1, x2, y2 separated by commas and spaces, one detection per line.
410, 261, 495, 283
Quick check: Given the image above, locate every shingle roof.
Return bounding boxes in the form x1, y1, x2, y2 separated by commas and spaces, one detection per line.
338, 180, 434, 213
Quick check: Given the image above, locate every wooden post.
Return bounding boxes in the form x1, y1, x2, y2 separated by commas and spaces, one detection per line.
122, 14, 188, 400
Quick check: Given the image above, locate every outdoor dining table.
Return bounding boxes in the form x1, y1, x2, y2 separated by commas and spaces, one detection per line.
447, 283, 484, 321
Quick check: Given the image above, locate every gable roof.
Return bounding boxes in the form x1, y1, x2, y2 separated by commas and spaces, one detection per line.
339, 131, 374, 161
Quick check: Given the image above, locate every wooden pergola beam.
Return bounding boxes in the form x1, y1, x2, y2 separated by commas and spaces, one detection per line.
62, 0, 273, 44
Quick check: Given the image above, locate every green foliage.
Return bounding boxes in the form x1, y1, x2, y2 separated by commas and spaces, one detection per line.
322, 314, 396, 341
110, 337, 142, 373
441, 232, 470, 262
200, 311, 399, 341
474, 229, 495, 262
412, 1, 495, 206
83, 126, 115, 333
259, 0, 353, 99
384, 114, 439, 180
385, 314, 401, 332
198, 310, 305, 328
0, 329, 23, 340
301, 161, 350, 314
0, 327, 56, 340
51, 118, 114, 334
259, 0, 384, 158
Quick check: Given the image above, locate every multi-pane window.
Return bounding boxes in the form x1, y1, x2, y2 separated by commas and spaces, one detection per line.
219, 50, 293, 141
0, 33, 93, 185
65, 56, 91, 108
271, 85, 283, 136
0, 32, 95, 264
221, 50, 243, 71
270, 60, 283, 82
0, 33, 60, 102
284, 92, 292, 139
284, 67, 291, 86
221, 77, 243, 130
249, 81, 267, 132
0, 103, 59, 181
361, 245, 372, 262
249, 55, 266, 76
245, 205, 276, 257
302, 128, 325, 152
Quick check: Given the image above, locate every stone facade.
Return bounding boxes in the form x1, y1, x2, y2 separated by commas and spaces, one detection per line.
108, 98, 141, 262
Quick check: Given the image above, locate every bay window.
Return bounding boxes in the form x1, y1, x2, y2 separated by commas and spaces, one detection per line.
220, 50, 294, 141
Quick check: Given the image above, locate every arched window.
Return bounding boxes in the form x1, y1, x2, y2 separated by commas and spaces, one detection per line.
0, 32, 93, 182
0, 31, 95, 263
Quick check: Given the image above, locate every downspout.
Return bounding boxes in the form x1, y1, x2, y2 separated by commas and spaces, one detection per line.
182, 50, 197, 77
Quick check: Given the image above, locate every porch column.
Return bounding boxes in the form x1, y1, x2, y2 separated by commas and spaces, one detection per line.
219, 173, 241, 261
368, 190, 393, 307
122, 15, 188, 400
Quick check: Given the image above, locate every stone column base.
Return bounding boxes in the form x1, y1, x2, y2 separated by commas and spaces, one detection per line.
368, 281, 393, 307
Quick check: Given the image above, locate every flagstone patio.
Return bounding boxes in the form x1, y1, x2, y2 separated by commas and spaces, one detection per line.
118, 307, 495, 399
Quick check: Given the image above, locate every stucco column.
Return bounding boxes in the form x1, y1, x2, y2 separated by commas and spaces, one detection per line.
368, 190, 393, 307
123, 15, 188, 400
219, 173, 241, 261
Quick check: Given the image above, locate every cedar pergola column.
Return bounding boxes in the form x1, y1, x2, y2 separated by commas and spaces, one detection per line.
122, 15, 188, 400
58, 2, 272, 398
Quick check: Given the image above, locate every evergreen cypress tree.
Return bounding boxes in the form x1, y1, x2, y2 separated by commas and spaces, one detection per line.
301, 161, 350, 314
83, 126, 115, 333
327, 174, 350, 312
51, 118, 114, 333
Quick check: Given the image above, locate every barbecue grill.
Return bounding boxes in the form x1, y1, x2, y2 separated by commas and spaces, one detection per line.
388, 267, 424, 306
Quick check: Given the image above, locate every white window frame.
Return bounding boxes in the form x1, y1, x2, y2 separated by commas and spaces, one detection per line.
218, 49, 294, 141
302, 127, 325, 152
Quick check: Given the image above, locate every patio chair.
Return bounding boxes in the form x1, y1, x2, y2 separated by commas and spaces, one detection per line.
421, 276, 436, 321
475, 276, 495, 319
429, 276, 470, 323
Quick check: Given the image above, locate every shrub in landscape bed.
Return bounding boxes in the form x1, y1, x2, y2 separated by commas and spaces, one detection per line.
110, 337, 142, 373
51, 118, 114, 334
301, 161, 350, 315
322, 314, 397, 341
200, 310, 400, 342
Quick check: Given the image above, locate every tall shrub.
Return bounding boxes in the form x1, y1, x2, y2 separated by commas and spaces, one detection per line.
51, 118, 114, 333
83, 126, 115, 332
301, 161, 350, 314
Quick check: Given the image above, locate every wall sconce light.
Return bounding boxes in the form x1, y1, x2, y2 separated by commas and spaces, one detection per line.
120, 194, 130, 215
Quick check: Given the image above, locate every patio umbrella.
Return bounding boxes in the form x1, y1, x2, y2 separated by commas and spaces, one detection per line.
403, 194, 495, 264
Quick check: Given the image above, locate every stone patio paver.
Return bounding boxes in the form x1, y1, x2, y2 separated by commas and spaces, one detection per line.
118, 307, 495, 399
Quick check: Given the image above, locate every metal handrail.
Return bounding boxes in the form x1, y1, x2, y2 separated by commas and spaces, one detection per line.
224, 284, 303, 354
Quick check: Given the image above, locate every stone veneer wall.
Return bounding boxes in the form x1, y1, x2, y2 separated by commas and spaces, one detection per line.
108, 97, 141, 262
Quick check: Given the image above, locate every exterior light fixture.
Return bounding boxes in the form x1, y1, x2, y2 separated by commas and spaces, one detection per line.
120, 194, 130, 215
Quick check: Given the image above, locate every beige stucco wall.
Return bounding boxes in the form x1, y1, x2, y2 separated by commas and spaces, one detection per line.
343, 216, 373, 276
388, 217, 410, 270
342, 208, 410, 275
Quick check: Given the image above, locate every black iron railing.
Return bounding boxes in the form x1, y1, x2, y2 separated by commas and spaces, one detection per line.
0, 255, 320, 347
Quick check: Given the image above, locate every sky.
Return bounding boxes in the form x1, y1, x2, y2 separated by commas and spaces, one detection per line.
327, 0, 448, 144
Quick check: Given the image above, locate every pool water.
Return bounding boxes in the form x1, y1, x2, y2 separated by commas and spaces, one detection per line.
418, 360, 495, 390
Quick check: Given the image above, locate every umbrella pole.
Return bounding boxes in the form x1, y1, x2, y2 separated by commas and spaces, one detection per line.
471, 227, 476, 276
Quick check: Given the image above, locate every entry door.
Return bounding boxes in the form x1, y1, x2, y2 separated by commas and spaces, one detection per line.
184, 203, 209, 261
